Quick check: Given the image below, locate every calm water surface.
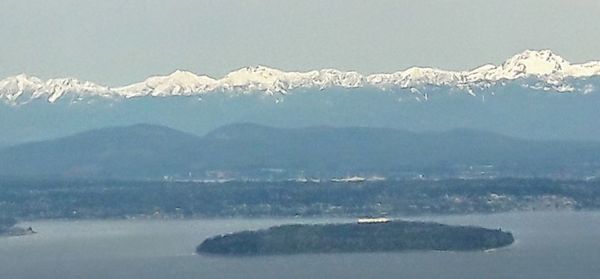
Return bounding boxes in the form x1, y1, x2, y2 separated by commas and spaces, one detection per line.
1, 211, 599, 279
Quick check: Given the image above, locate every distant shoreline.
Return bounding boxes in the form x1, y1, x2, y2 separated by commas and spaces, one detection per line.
7, 208, 592, 223
3, 178, 598, 220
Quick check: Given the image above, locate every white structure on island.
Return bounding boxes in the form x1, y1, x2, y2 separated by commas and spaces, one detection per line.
357, 217, 391, 224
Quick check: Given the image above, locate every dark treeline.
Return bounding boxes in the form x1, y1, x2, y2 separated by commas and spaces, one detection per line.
1, 177, 600, 220
197, 221, 515, 255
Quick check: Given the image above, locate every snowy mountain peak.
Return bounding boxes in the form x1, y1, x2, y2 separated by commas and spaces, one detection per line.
240, 65, 282, 73
115, 70, 217, 98
0, 74, 112, 104
42, 78, 112, 103
218, 65, 290, 94
169, 69, 201, 79
500, 49, 570, 77
1, 49, 600, 105
224, 65, 284, 83
13, 73, 41, 82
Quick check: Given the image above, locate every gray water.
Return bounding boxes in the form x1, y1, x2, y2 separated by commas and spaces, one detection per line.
1, 211, 599, 279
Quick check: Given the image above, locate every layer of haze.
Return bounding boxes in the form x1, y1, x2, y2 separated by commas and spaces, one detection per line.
1, 0, 599, 86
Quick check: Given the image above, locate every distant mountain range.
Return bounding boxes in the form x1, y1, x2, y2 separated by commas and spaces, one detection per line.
1, 123, 599, 179
1, 49, 599, 145
1, 50, 599, 105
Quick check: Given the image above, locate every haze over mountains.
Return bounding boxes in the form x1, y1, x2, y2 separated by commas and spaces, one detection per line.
1, 49, 600, 146
1, 123, 599, 180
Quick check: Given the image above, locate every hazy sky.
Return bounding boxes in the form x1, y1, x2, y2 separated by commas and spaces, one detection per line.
1, 0, 599, 86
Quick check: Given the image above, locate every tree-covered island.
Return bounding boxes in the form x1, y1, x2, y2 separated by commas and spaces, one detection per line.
197, 220, 514, 256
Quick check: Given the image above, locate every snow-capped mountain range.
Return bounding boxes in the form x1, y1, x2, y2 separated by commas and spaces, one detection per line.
1, 49, 599, 105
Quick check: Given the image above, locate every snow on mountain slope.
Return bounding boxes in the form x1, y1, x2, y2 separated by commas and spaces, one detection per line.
213, 66, 364, 94
217, 66, 298, 94
367, 67, 461, 89
115, 70, 217, 98
43, 78, 114, 103
492, 49, 570, 78
0, 74, 42, 105
1, 49, 600, 105
0, 74, 113, 105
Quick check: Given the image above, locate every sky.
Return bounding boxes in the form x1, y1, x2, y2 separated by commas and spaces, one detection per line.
1, 0, 599, 86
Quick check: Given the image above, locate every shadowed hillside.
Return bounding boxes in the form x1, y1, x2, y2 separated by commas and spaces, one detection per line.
1, 123, 600, 179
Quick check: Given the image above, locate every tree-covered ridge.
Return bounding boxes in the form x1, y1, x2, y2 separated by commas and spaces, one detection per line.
197, 221, 514, 255
2, 123, 600, 179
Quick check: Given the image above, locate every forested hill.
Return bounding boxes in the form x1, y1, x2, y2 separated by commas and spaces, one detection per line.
1, 123, 600, 179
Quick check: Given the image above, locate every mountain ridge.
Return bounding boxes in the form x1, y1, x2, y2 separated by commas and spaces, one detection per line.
2, 123, 599, 179
2, 49, 600, 105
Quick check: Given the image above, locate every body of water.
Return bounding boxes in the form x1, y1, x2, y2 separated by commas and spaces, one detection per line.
1, 211, 599, 279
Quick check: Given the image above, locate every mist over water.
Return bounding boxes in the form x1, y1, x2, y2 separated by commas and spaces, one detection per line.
1, 211, 598, 279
